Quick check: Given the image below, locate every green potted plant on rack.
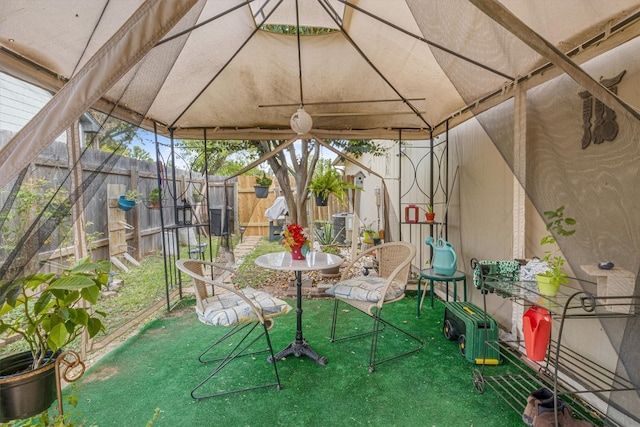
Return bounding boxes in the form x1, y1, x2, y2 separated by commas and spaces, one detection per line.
309, 162, 361, 207
0, 257, 110, 422
119, 189, 142, 211
254, 172, 273, 199
147, 188, 161, 209
425, 205, 435, 223
536, 206, 576, 297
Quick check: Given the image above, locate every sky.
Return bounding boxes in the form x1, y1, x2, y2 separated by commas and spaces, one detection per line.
136, 129, 337, 173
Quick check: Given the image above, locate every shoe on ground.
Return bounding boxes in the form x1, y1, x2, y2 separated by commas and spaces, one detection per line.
534, 396, 594, 427
523, 387, 555, 426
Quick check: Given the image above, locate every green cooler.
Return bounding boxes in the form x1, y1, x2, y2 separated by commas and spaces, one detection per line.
442, 301, 500, 364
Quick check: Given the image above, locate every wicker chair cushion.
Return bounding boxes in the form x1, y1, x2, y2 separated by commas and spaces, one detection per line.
325, 276, 404, 302
198, 287, 291, 326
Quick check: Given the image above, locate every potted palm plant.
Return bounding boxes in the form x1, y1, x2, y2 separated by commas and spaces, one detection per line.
0, 257, 110, 422
254, 172, 273, 199
309, 162, 361, 206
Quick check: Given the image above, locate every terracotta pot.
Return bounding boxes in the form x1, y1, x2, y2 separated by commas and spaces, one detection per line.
425, 212, 436, 222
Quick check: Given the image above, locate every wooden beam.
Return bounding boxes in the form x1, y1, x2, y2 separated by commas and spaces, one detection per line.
469, 0, 640, 122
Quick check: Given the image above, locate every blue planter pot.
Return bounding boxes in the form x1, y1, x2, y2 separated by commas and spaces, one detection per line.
118, 195, 137, 211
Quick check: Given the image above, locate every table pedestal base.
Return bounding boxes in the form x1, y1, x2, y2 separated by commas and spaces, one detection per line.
268, 339, 327, 365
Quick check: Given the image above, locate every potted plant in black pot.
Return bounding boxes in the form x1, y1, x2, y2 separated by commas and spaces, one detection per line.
0, 257, 110, 422
309, 162, 361, 207
254, 172, 273, 199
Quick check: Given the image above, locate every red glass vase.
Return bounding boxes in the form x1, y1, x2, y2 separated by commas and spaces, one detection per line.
290, 245, 305, 260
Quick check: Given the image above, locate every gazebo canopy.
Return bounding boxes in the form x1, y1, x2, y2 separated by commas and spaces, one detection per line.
2, 0, 639, 143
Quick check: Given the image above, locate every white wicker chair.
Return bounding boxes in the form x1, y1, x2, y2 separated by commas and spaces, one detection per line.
326, 242, 423, 372
176, 259, 291, 400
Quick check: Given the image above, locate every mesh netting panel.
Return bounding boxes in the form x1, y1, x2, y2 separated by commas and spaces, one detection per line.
406, 0, 640, 420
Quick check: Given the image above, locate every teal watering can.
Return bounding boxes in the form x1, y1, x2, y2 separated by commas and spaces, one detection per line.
426, 236, 457, 276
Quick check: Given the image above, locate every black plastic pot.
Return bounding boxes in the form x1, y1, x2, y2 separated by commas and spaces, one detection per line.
315, 194, 328, 206
254, 185, 270, 199
0, 351, 58, 422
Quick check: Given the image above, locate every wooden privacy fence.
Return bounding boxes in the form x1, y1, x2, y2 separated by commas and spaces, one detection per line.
1, 143, 359, 269
235, 175, 352, 237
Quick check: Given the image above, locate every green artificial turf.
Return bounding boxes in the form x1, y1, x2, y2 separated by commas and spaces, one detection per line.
58, 297, 524, 426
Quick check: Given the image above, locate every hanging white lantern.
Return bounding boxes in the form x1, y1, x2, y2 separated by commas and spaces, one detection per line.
290, 107, 313, 135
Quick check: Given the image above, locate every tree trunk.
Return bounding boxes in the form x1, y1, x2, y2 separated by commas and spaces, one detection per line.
260, 139, 320, 228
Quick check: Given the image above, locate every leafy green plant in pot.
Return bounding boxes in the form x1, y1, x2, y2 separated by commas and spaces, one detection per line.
362, 220, 378, 245
314, 221, 339, 247
0, 257, 110, 422
254, 172, 273, 199
147, 188, 161, 209
309, 162, 361, 207
192, 187, 204, 203
119, 189, 142, 211
425, 205, 435, 223
536, 206, 576, 297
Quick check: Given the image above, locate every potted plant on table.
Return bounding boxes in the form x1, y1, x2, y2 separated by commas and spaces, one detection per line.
309, 162, 361, 207
0, 257, 110, 422
281, 223, 311, 260
254, 172, 273, 199
536, 206, 576, 297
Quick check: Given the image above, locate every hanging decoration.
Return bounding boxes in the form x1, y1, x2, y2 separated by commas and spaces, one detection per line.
177, 199, 192, 225
404, 205, 419, 223
290, 107, 313, 135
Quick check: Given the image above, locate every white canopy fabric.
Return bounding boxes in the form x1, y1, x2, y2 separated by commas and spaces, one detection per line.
2, 0, 640, 143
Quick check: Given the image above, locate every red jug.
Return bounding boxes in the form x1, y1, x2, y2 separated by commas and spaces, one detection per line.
523, 306, 552, 362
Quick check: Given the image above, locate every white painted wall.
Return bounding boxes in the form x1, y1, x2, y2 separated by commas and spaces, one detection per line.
0, 73, 66, 145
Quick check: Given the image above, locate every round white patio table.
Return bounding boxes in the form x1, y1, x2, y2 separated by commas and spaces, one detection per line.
255, 251, 343, 365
